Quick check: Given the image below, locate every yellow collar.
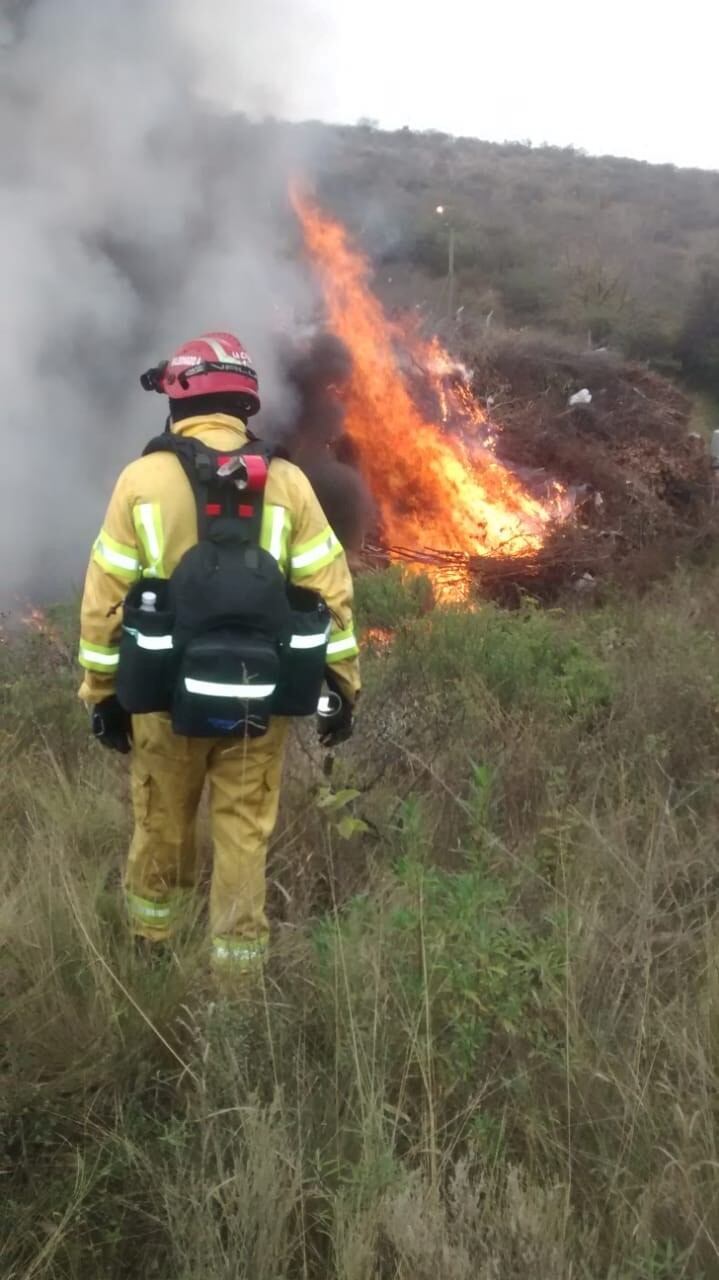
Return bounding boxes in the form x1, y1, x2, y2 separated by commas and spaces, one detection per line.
172, 413, 249, 443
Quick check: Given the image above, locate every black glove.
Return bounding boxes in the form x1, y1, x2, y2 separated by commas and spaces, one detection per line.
317, 677, 354, 749
91, 695, 132, 755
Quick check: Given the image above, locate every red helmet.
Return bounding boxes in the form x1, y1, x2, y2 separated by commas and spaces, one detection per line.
141, 332, 261, 416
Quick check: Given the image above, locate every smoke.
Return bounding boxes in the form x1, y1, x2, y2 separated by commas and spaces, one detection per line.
273, 331, 376, 549
0, 0, 349, 599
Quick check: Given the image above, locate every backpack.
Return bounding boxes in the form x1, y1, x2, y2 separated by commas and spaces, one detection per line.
115, 433, 331, 737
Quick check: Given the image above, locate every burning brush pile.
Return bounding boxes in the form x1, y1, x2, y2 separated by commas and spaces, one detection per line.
284, 192, 713, 603
466, 335, 712, 597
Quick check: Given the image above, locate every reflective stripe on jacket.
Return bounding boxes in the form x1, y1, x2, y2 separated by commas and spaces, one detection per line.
78, 414, 360, 705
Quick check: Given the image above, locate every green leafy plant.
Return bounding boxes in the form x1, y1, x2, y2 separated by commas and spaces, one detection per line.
316, 784, 370, 840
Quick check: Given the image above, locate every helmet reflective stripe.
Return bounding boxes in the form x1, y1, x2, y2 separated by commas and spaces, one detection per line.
290, 631, 330, 650
204, 336, 251, 367
327, 626, 359, 659
133, 502, 165, 577
184, 677, 276, 699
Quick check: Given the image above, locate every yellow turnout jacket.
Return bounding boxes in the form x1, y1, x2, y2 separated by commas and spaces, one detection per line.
79, 414, 360, 706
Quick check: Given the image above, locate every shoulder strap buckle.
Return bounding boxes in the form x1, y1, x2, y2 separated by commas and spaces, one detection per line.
217, 449, 268, 494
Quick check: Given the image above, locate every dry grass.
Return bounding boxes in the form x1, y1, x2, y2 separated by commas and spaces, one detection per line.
3, 572, 719, 1277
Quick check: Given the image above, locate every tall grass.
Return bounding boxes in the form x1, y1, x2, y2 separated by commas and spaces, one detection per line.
3, 570, 719, 1277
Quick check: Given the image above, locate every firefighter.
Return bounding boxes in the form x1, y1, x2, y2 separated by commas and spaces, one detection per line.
79, 332, 360, 971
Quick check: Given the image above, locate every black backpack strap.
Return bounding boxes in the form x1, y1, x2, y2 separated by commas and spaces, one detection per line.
143, 433, 274, 544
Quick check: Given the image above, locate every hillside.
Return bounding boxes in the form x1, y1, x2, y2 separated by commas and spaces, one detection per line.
290, 120, 719, 379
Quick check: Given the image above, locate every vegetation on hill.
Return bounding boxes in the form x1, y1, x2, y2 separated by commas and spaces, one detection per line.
5, 559, 719, 1276
288, 121, 719, 388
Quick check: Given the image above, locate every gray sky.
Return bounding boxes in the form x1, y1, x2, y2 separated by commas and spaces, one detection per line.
212, 0, 717, 171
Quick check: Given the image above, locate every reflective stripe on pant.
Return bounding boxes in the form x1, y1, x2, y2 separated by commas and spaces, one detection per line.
125, 712, 288, 952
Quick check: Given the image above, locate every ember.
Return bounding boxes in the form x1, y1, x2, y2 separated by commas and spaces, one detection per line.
20, 605, 70, 663
291, 189, 572, 597
22, 606, 60, 643
363, 626, 394, 651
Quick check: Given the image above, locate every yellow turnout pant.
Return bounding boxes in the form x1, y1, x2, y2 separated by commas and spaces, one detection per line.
125, 713, 288, 967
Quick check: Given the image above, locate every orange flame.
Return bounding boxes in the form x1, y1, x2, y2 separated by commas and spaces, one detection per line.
21, 606, 62, 647
364, 625, 394, 651
291, 189, 570, 589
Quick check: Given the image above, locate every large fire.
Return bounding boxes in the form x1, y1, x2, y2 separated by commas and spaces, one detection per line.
291, 190, 570, 591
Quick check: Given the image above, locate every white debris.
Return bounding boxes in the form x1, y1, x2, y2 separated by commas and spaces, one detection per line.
569, 388, 593, 407
573, 572, 597, 594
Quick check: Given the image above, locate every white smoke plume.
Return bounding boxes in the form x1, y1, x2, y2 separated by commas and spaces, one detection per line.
0, 0, 338, 599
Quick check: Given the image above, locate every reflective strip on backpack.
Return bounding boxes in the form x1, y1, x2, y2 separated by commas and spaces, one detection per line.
184, 677, 276, 699
92, 530, 142, 582
260, 503, 290, 572
290, 630, 330, 650
133, 502, 166, 578
79, 639, 120, 672
327, 625, 359, 661
211, 935, 267, 966
128, 631, 174, 651
290, 527, 342, 580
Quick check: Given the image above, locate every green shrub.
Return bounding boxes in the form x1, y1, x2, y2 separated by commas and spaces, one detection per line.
354, 565, 433, 629
312, 784, 565, 1105
393, 601, 613, 716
